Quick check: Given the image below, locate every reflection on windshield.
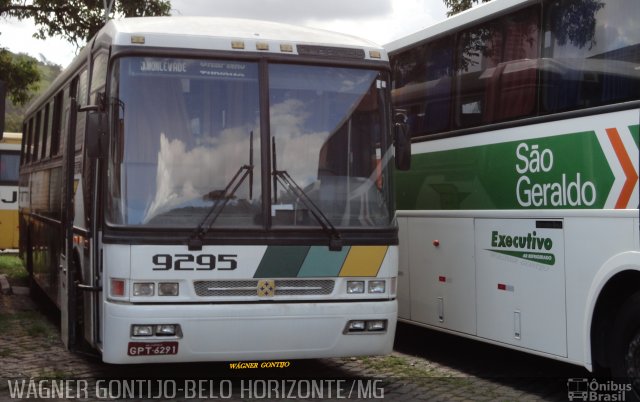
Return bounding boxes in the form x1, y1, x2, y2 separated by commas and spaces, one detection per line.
269, 65, 393, 228
107, 58, 261, 227
106, 57, 394, 230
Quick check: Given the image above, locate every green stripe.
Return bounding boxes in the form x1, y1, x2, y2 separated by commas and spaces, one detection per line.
254, 246, 309, 278
297, 246, 350, 277
397, 131, 613, 210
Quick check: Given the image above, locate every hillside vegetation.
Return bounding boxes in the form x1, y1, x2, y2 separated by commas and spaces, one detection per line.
5, 52, 63, 133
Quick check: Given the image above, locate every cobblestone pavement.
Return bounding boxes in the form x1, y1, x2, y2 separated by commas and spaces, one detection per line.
0, 289, 591, 401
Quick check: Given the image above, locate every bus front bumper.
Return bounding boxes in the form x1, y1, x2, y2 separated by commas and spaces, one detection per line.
101, 299, 397, 364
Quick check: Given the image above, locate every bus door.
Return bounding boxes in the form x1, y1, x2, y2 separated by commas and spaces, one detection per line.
59, 98, 78, 349
82, 119, 103, 349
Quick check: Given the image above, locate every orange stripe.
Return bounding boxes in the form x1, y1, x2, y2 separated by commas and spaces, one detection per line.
607, 128, 638, 209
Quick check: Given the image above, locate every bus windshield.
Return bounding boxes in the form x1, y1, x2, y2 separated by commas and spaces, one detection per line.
106, 57, 393, 229
0, 151, 19, 184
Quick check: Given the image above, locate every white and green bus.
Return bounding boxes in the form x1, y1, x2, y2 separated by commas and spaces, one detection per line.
387, 0, 640, 389
19, 16, 409, 363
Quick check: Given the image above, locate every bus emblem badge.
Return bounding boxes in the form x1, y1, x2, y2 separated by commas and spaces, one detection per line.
257, 280, 276, 297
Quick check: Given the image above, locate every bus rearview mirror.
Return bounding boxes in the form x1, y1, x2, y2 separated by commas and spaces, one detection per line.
86, 111, 107, 158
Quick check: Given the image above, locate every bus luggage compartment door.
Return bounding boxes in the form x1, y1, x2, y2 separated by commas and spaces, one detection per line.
475, 218, 567, 357
405, 217, 476, 335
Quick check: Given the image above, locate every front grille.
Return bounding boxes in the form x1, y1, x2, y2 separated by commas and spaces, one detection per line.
193, 279, 335, 297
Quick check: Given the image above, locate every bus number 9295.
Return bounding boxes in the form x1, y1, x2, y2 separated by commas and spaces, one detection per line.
152, 254, 238, 271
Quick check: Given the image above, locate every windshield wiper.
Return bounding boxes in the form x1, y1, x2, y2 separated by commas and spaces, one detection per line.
188, 132, 254, 251
271, 138, 343, 251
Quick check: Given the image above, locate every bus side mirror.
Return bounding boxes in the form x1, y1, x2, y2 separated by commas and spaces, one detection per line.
86, 111, 107, 159
81, 92, 107, 159
393, 111, 411, 171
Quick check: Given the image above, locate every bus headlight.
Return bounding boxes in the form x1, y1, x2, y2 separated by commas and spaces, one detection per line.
368, 280, 386, 293
155, 324, 177, 336
347, 281, 365, 294
366, 320, 387, 331
344, 319, 388, 334
158, 282, 179, 296
346, 320, 366, 332
132, 325, 154, 337
133, 282, 155, 297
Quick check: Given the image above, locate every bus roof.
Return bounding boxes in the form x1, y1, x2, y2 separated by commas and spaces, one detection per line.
101, 17, 385, 57
1, 132, 22, 144
26, 16, 388, 115
385, 0, 533, 55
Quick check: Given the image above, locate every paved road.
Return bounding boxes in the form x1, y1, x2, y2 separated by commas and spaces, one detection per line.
0, 288, 592, 401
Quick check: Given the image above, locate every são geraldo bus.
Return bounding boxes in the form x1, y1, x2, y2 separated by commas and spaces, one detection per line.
387, 0, 640, 390
0, 132, 20, 249
19, 17, 409, 363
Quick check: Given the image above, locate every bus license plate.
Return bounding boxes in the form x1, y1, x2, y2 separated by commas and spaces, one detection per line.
128, 341, 178, 356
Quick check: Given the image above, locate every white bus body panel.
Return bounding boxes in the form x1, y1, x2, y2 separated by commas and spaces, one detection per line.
101, 243, 398, 363
102, 300, 397, 364
403, 217, 476, 335
398, 210, 640, 369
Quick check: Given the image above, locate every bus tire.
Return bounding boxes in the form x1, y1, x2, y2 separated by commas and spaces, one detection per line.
610, 291, 640, 401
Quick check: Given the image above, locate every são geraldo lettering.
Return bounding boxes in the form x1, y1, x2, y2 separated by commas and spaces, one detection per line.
515, 143, 596, 207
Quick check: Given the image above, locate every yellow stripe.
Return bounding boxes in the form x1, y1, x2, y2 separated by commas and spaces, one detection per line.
339, 246, 388, 277
0, 209, 19, 249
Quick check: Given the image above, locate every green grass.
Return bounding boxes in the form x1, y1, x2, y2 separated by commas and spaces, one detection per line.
0, 254, 29, 286
0, 310, 58, 342
35, 368, 75, 380
0, 347, 15, 358
354, 355, 504, 400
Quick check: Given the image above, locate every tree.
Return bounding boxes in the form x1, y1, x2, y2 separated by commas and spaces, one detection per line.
546, 0, 604, 49
444, 0, 605, 50
3, 52, 62, 131
0, 0, 171, 106
442, 0, 491, 16
0, 50, 39, 106
1, 0, 172, 48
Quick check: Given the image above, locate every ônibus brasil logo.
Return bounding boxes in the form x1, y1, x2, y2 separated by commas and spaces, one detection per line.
487, 230, 555, 266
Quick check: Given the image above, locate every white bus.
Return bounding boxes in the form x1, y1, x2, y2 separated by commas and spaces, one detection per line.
0, 132, 20, 250
387, 0, 640, 390
19, 16, 409, 363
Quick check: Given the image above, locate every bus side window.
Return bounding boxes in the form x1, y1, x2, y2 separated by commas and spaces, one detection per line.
60, 86, 72, 157
50, 91, 63, 157
90, 52, 108, 104
41, 103, 50, 160
25, 118, 33, 164
75, 69, 88, 152
391, 37, 454, 137
20, 122, 27, 165
33, 111, 42, 162
541, 0, 640, 113
455, 5, 540, 128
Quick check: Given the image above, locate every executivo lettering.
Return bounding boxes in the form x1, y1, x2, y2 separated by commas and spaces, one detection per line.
488, 230, 556, 266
